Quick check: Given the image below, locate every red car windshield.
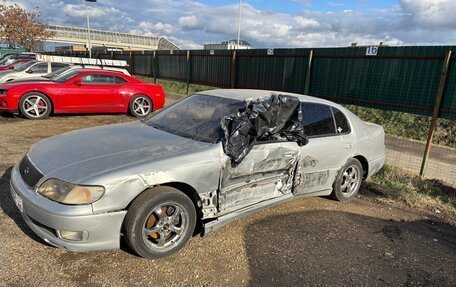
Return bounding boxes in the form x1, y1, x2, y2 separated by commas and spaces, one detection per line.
145, 94, 244, 143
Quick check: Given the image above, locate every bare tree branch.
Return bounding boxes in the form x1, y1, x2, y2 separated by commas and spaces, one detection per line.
0, 4, 54, 51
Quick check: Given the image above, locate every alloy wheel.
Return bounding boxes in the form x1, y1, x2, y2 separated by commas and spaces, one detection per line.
340, 165, 361, 196
132, 97, 151, 116
22, 95, 48, 119
142, 202, 189, 252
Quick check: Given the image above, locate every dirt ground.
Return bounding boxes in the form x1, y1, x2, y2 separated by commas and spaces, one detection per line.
0, 107, 455, 286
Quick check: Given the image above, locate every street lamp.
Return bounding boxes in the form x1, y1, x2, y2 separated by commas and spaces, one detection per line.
81, 0, 96, 58
236, 0, 242, 49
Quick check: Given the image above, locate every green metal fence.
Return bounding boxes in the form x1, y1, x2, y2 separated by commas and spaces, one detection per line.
50, 45, 455, 120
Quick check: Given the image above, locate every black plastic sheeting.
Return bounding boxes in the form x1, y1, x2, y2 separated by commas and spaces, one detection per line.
221, 94, 308, 165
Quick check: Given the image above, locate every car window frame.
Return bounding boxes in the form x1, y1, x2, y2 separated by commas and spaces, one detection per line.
81, 73, 126, 85
331, 106, 352, 135
300, 101, 352, 139
27, 62, 49, 74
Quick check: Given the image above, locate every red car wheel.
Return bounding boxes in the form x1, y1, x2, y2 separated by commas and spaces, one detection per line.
19, 92, 52, 120
130, 95, 153, 117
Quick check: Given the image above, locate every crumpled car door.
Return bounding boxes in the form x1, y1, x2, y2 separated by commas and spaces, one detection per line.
219, 141, 300, 213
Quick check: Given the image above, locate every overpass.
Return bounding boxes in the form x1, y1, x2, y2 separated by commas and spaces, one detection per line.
46, 24, 180, 51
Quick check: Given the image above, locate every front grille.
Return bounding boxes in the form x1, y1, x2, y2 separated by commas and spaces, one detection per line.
19, 156, 43, 188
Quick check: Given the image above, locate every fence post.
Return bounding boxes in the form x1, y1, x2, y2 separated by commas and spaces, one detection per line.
419, 49, 452, 177
152, 51, 157, 84
281, 58, 287, 91
230, 50, 237, 88
129, 52, 134, 75
304, 49, 313, 95
186, 50, 191, 95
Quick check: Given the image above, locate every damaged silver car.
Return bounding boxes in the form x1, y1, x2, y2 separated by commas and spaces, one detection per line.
10, 89, 385, 259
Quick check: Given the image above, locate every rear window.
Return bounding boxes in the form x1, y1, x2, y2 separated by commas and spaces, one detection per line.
332, 107, 351, 134
82, 74, 116, 84
301, 103, 336, 137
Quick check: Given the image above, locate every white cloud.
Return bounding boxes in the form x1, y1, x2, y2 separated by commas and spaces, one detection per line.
294, 16, 320, 29
178, 15, 200, 29
63, 4, 107, 18
400, 0, 456, 28
138, 21, 175, 34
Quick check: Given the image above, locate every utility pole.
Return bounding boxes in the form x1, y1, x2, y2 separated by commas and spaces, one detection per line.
82, 0, 97, 58
236, 0, 242, 49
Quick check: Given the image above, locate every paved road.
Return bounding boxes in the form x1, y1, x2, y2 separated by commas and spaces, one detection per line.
385, 135, 456, 186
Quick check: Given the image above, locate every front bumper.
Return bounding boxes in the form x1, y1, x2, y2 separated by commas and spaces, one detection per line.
10, 164, 127, 252
0, 95, 18, 113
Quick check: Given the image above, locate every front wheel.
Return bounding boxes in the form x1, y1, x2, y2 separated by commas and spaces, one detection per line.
129, 95, 153, 117
123, 186, 196, 259
330, 158, 363, 201
19, 92, 52, 119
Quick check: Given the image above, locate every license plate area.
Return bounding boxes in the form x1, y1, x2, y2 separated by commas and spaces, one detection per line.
12, 190, 23, 213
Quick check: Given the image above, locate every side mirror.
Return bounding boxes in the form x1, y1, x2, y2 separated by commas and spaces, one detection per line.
8, 66, 14, 69
25, 69, 33, 74
74, 79, 83, 86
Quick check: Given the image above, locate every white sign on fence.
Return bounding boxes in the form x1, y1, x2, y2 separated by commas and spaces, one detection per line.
366, 46, 379, 56
267, 48, 274, 55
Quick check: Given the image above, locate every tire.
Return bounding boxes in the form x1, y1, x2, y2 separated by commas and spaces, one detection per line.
123, 186, 197, 259
19, 92, 52, 120
330, 158, 363, 202
129, 95, 153, 117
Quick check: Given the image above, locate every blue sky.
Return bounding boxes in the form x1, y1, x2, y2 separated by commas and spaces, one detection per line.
11, 0, 456, 49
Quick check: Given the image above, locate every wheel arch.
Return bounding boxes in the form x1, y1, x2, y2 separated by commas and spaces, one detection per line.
353, 155, 369, 179
125, 181, 203, 235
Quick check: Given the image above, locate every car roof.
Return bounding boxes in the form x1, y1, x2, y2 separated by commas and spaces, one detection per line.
198, 89, 339, 106
73, 68, 130, 76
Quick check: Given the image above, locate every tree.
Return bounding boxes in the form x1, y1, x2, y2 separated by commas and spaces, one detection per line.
0, 3, 54, 51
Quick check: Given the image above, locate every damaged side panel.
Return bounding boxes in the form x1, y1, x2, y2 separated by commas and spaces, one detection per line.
219, 142, 300, 213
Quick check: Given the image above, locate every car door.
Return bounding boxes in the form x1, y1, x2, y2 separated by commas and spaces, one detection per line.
64, 73, 123, 113
219, 141, 300, 214
293, 102, 355, 195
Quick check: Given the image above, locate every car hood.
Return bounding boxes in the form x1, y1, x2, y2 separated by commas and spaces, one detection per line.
27, 121, 210, 183
0, 70, 14, 77
6, 77, 51, 84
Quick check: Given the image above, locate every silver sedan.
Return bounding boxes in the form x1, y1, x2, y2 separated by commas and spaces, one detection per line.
10, 89, 385, 259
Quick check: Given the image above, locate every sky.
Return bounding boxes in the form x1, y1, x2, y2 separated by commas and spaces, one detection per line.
9, 0, 456, 49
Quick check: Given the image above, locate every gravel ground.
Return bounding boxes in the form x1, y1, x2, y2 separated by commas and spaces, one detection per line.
0, 100, 455, 286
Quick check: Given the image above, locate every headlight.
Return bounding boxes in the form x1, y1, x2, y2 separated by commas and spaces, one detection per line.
37, 179, 105, 205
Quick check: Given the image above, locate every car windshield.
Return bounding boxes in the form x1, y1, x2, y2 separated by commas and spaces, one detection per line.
14, 61, 35, 71
53, 70, 81, 83
44, 66, 73, 79
145, 94, 244, 143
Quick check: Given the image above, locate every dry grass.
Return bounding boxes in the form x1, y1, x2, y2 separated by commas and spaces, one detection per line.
361, 165, 456, 222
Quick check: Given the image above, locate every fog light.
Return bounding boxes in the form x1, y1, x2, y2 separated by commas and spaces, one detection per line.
58, 230, 89, 241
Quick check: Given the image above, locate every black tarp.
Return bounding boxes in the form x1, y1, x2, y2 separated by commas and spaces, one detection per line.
221, 94, 308, 165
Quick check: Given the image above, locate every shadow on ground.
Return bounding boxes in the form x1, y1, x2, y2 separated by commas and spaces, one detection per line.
245, 210, 456, 286
0, 166, 45, 244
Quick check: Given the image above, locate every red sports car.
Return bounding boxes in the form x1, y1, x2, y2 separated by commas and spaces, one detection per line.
0, 59, 31, 71
0, 69, 165, 119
